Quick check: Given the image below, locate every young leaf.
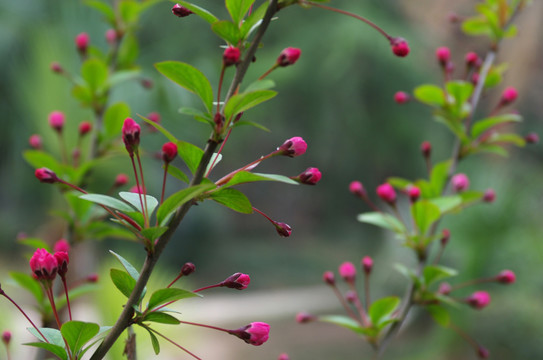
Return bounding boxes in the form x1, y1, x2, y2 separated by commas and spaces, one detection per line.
429, 160, 452, 196
109, 250, 140, 280
462, 17, 491, 36
157, 183, 216, 226
210, 188, 252, 214
369, 297, 400, 327
103, 102, 131, 139
357, 212, 406, 234
140, 115, 178, 143
147, 288, 201, 310
386, 177, 412, 191
177, 141, 204, 174
141, 227, 168, 241
446, 81, 474, 116
155, 61, 213, 113
110, 268, 136, 298
79, 194, 136, 213
240, 1, 269, 38
471, 113, 522, 139
23, 150, 63, 174
177, 0, 218, 24
27, 327, 65, 346
25, 342, 67, 360
223, 171, 299, 188
119, 192, 159, 215
414, 85, 446, 107
205, 153, 223, 175
423, 265, 458, 287
10, 272, 43, 303
487, 133, 526, 147
84, 0, 115, 24
61, 321, 100, 356
211, 21, 241, 45
142, 312, 181, 325
226, 0, 255, 24
81, 58, 108, 92
17, 237, 51, 251
429, 195, 462, 214
165, 164, 189, 183
426, 305, 450, 328
145, 327, 161, 355
318, 315, 370, 336
233, 120, 270, 132
117, 33, 139, 69
473, 144, 509, 157
224, 90, 277, 121
244, 79, 275, 93
107, 70, 141, 88
411, 200, 441, 235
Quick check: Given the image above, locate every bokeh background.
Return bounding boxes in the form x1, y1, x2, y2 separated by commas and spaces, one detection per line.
0, 0, 542, 359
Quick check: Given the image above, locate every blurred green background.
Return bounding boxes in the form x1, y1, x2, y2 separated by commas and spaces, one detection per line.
0, 0, 542, 359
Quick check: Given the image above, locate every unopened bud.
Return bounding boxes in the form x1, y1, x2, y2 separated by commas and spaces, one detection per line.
482, 189, 496, 203
278, 353, 290, 360
408, 186, 421, 202
181, 262, 196, 276
50, 62, 63, 74
349, 181, 367, 198
274, 222, 292, 237
500, 86, 518, 105
114, 173, 129, 187
172, 4, 193, 17
2, 331, 11, 346
35, 168, 59, 184
345, 290, 357, 303
87, 273, 99, 283
277, 47, 301, 67
466, 291, 491, 310
75, 32, 90, 54
435, 47, 451, 66
496, 269, 515, 284
162, 142, 178, 163
105, 29, 117, 44
48, 111, 65, 133
465, 52, 480, 67
362, 256, 373, 275
222, 272, 251, 290
79, 121, 92, 136
339, 261, 356, 283
390, 37, 410, 57
29, 134, 42, 150
122, 118, 141, 156
294, 167, 322, 185
295, 312, 316, 323
477, 346, 490, 359
223, 46, 241, 66
440, 229, 451, 246
438, 282, 451, 295
278, 136, 307, 157
323, 271, 335, 285
376, 183, 396, 205
525, 132, 539, 144
451, 173, 469, 192
394, 91, 410, 104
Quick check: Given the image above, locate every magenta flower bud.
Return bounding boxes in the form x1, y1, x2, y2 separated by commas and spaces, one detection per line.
48, 111, 65, 133
50, 62, 63, 74
345, 290, 357, 303
278, 136, 307, 157
376, 183, 396, 204
141, 78, 153, 89
445, 61, 455, 74
323, 271, 335, 285
222, 273, 251, 290
148, 112, 160, 123
435, 46, 451, 66
162, 142, 178, 163
87, 273, 99, 283
172, 4, 193, 17
451, 173, 469, 192
295, 312, 316, 323
496, 269, 516, 284
278, 353, 290, 360
223, 46, 241, 66
277, 47, 301, 67
2, 331, 11, 345
35, 168, 59, 184
105, 29, 117, 44
394, 91, 410, 104
525, 132, 539, 144
75, 32, 90, 53
440, 229, 451, 246
29, 248, 59, 281
129, 185, 145, 194
122, 118, 141, 156
408, 186, 421, 202
438, 282, 451, 295
54, 251, 69, 278
471, 72, 480, 85
53, 238, 70, 253
339, 261, 356, 283
79, 121, 92, 136
230, 322, 270, 346
477, 345, 490, 359
466, 291, 491, 310
114, 173, 129, 187
390, 37, 410, 57
349, 181, 367, 198
295, 167, 322, 185
181, 262, 196, 276
500, 86, 518, 105
29, 134, 42, 150
362, 256, 373, 275
482, 189, 496, 203
448, 12, 461, 23
465, 52, 480, 67
274, 222, 292, 237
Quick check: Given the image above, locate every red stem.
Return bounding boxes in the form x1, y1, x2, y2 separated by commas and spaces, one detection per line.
61, 277, 73, 321
206, 128, 232, 178
258, 64, 278, 80
217, 65, 226, 113
136, 152, 149, 227
160, 164, 168, 206
145, 326, 202, 360
1, 293, 49, 343
130, 155, 147, 226
215, 151, 278, 186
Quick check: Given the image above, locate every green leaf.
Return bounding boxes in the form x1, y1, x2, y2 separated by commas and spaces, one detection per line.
488, 133, 526, 147
411, 200, 441, 235
147, 288, 200, 310
79, 194, 135, 213
426, 305, 450, 327
429, 195, 462, 214
211, 21, 241, 45
27, 327, 65, 347
23, 150, 63, 174
119, 1, 140, 24
25, 342, 67, 360
145, 328, 161, 355
107, 70, 141, 88
110, 268, 136, 298
244, 79, 275, 93
81, 58, 108, 92
205, 153, 223, 175
423, 265, 458, 286
414, 85, 446, 107
10, 272, 43, 303
66, 191, 94, 221
103, 102, 131, 139
155, 61, 213, 113
446, 81, 473, 116
177, 141, 204, 174
210, 188, 252, 214
110, 250, 140, 280
141, 226, 168, 241
142, 312, 181, 324
318, 315, 369, 335
157, 183, 216, 226
72, 84, 93, 106
226, 0, 254, 24
224, 90, 277, 121
357, 212, 406, 234
474, 144, 509, 157
84, 0, 115, 24
178, 107, 213, 126
429, 160, 452, 196
459, 190, 484, 206
471, 113, 522, 139
484, 63, 508, 89
61, 321, 100, 356
394, 264, 419, 283
240, 2, 269, 38
387, 177, 412, 191
140, 115, 178, 143
223, 171, 299, 187
119, 192, 159, 215
17, 238, 51, 251
462, 17, 491, 36
165, 164, 189, 183
177, 1, 218, 24
233, 120, 270, 132
369, 297, 400, 327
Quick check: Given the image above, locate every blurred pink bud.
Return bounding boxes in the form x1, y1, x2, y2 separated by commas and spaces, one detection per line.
323, 271, 335, 285
277, 47, 301, 67
29, 248, 58, 281
75, 32, 90, 53
48, 111, 65, 133
87, 273, 99, 283
53, 239, 70, 253
477, 346, 490, 359
466, 291, 491, 310
122, 118, 141, 156
50, 62, 63, 74
181, 262, 196, 276
408, 186, 421, 202
278, 136, 307, 157
54, 251, 69, 278
79, 121, 92, 136
29, 134, 42, 149
105, 29, 117, 44
482, 189, 496, 203
278, 353, 290, 360
394, 91, 410, 104
496, 269, 515, 284
114, 173, 129, 187
162, 142, 178, 163
295, 312, 316, 323
451, 173, 469, 192
35, 168, 59, 184
295, 167, 322, 185
146, 112, 160, 132
339, 261, 356, 283
274, 222, 292, 237
435, 47, 451, 65
438, 282, 451, 295
141, 78, 153, 89
376, 183, 396, 204
2, 331, 11, 345
349, 181, 367, 198
390, 37, 410, 57
471, 72, 480, 85
129, 185, 146, 194
465, 52, 480, 67
501, 86, 518, 105
447, 12, 461, 23
223, 46, 241, 66
362, 256, 373, 275
222, 273, 251, 290
345, 290, 357, 303
525, 132, 539, 144
440, 229, 451, 246
230, 322, 270, 346
172, 4, 193, 17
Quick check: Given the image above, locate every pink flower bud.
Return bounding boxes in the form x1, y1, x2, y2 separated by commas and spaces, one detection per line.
295, 167, 322, 185
323, 271, 335, 285
482, 189, 496, 203
75, 32, 90, 53
79, 121, 92, 136
278, 136, 307, 157
496, 269, 515, 284
408, 186, 421, 202
29, 248, 59, 281
2, 331, 11, 345
172, 4, 193, 17
376, 183, 396, 204
29, 134, 42, 150
35, 168, 59, 184
438, 282, 451, 295
500, 86, 518, 105
349, 181, 367, 198
278, 353, 290, 360
53, 238, 70, 253
466, 291, 491, 310
435, 47, 451, 65
447, 12, 461, 23
223, 46, 241, 66
48, 111, 65, 133
295, 312, 316, 323
50, 62, 63, 74
362, 256, 373, 275
339, 261, 356, 283
440, 229, 451, 246
345, 290, 357, 303
230, 322, 270, 346
477, 346, 490, 359
394, 91, 410, 104
277, 47, 301, 67
390, 37, 410, 57
451, 173, 469, 192
147, 112, 161, 132
465, 52, 480, 67
129, 185, 145, 194
181, 262, 196, 276
87, 273, 99, 283
471, 72, 480, 85
54, 251, 69, 278
114, 173, 129, 187
222, 273, 251, 290
162, 142, 178, 163
525, 132, 539, 144
141, 78, 153, 89
274, 222, 292, 237
122, 118, 141, 156
105, 29, 117, 44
